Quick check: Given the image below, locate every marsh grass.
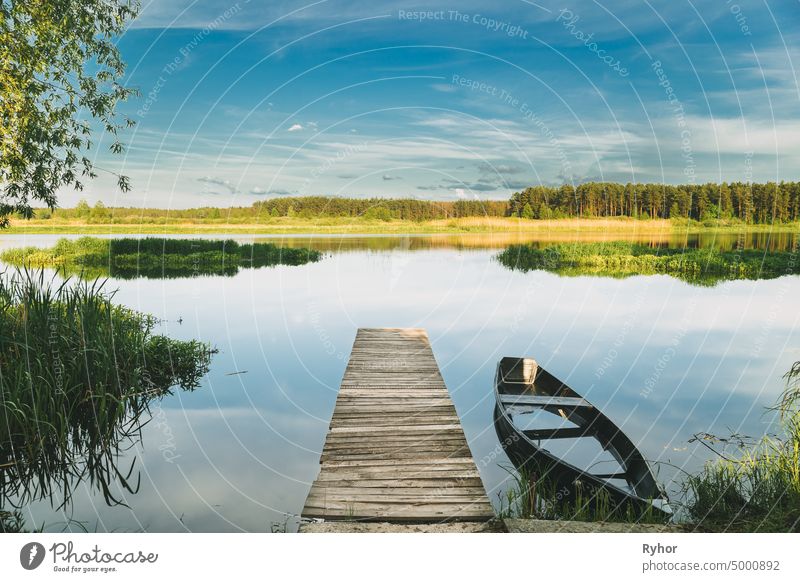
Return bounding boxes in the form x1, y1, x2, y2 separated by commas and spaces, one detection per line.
497, 462, 667, 524
0, 508, 26, 532
1, 237, 322, 279
497, 241, 799, 285
682, 363, 800, 532
0, 269, 215, 514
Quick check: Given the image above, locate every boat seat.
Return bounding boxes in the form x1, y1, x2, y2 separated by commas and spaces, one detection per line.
523, 427, 589, 439
500, 395, 591, 408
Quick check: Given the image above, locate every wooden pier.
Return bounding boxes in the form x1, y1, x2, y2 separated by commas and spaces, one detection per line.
301, 328, 494, 522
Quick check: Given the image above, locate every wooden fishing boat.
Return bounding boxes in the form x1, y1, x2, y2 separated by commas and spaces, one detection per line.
493, 356, 668, 518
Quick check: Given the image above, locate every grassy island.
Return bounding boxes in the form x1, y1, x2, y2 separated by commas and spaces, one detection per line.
497, 241, 799, 285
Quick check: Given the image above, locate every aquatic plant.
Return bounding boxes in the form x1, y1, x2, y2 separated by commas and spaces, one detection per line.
1, 237, 323, 279
0, 509, 26, 533
682, 363, 800, 532
0, 269, 215, 514
497, 461, 666, 524
497, 241, 799, 285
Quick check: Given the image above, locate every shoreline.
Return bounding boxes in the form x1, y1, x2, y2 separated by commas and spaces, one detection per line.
4, 217, 799, 236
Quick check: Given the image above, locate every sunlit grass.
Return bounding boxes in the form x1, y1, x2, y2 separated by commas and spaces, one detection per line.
8, 216, 800, 235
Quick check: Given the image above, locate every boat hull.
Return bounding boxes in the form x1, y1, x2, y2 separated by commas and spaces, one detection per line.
493, 357, 668, 520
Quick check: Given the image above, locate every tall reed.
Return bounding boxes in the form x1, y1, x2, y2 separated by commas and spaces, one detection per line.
0, 269, 215, 515
682, 363, 800, 531
497, 460, 666, 524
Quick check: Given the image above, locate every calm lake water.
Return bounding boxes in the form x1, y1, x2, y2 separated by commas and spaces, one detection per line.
2, 231, 799, 531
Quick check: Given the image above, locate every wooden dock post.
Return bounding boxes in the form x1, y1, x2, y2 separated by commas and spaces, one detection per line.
301, 328, 494, 522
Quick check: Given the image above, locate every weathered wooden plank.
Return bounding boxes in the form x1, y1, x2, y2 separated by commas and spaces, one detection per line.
317, 470, 480, 478
317, 467, 479, 476
329, 416, 462, 426
311, 481, 485, 491
328, 423, 463, 434
329, 412, 460, 420
339, 384, 448, 390
323, 437, 469, 448
321, 448, 471, 457
305, 493, 492, 505
335, 393, 454, 399
321, 450, 473, 462
329, 415, 460, 422
334, 401, 454, 407
303, 501, 495, 513
336, 389, 451, 397
329, 408, 458, 417
320, 458, 477, 470
301, 328, 494, 522
321, 449, 472, 460
311, 474, 483, 483
317, 464, 479, 474
328, 423, 463, 431
302, 502, 495, 520
307, 485, 491, 497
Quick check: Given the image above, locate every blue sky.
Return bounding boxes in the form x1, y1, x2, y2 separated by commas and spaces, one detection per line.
77, 0, 800, 208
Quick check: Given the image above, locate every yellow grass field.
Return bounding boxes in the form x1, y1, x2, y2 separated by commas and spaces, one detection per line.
7, 215, 793, 236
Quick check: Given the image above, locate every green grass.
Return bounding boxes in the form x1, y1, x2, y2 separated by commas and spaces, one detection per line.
497, 241, 799, 285
0, 269, 215, 514
0, 509, 26, 532
496, 462, 668, 524
681, 363, 800, 532
1, 237, 323, 279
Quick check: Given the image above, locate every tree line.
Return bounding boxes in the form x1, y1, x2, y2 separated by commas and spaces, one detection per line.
251, 197, 508, 220
26, 182, 800, 224
509, 182, 800, 223
35, 197, 508, 222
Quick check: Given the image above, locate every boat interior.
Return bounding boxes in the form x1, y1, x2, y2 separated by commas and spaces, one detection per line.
495, 356, 658, 500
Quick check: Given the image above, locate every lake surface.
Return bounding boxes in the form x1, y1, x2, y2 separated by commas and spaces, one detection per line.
2, 231, 799, 531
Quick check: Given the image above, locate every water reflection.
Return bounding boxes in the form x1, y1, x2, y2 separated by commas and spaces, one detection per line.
0, 238, 321, 280
1, 230, 798, 255
0, 271, 214, 532
0, 233, 797, 531
274, 231, 800, 253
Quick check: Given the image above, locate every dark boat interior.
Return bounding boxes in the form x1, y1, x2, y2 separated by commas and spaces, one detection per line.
494, 356, 669, 520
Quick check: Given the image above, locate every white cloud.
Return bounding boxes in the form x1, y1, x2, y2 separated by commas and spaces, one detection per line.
197, 175, 239, 194
683, 116, 800, 155
287, 124, 303, 132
